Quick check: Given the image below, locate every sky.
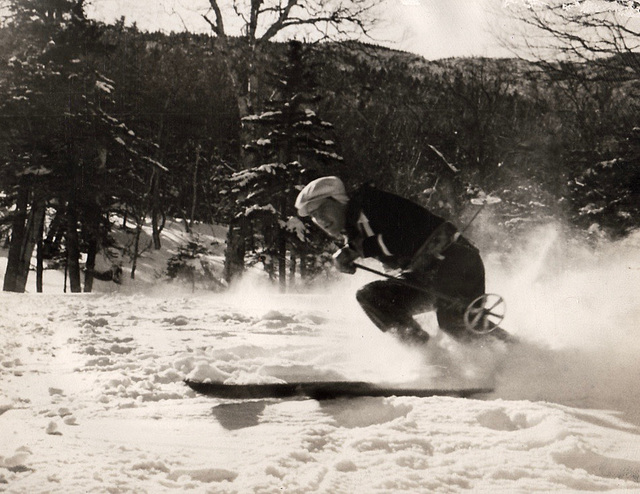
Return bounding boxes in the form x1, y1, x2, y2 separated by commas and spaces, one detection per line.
381, 0, 516, 59
85, 0, 519, 60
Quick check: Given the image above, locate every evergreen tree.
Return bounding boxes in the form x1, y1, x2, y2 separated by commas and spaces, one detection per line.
223, 41, 342, 289
0, 0, 162, 292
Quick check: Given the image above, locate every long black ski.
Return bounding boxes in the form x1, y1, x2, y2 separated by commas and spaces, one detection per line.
185, 380, 493, 400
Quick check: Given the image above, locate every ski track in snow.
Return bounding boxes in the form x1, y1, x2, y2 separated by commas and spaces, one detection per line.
1, 287, 639, 493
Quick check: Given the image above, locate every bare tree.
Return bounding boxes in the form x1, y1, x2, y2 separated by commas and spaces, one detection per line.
499, 2, 640, 144
502, 1, 640, 79
200, 0, 380, 121
203, 0, 379, 43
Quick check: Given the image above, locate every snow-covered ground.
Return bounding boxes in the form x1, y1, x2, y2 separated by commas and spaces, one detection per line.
1, 222, 640, 493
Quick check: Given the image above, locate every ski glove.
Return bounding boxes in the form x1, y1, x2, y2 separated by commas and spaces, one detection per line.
333, 247, 358, 274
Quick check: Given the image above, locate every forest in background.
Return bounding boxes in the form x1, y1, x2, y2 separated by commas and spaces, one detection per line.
1, 0, 639, 293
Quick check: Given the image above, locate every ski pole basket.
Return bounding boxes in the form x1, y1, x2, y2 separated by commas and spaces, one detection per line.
463, 294, 506, 334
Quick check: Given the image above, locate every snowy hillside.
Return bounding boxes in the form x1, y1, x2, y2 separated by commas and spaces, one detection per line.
1, 222, 640, 492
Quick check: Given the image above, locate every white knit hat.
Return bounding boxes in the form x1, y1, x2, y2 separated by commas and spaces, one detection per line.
295, 176, 349, 217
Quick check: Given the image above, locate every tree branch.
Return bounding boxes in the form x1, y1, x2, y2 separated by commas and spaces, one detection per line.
258, 0, 379, 43
204, 0, 226, 37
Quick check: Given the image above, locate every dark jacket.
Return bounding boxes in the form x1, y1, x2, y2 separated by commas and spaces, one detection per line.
344, 185, 451, 270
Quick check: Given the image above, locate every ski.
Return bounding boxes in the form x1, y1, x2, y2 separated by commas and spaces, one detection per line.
184, 380, 494, 400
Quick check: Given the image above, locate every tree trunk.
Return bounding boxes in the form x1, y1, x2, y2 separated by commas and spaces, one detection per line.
14, 198, 46, 292
150, 97, 169, 250
189, 145, 201, 230
182, 212, 191, 234
151, 171, 163, 250
3, 191, 45, 293
3, 187, 29, 292
64, 258, 68, 293
299, 255, 308, 281
277, 229, 286, 293
36, 219, 44, 293
66, 204, 82, 293
130, 215, 144, 280
223, 217, 246, 284
84, 238, 97, 293
288, 251, 296, 289
83, 205, 101, 293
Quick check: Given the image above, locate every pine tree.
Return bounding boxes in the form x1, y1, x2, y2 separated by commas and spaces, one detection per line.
223, 41, 342, 290
0, 0, 162, 292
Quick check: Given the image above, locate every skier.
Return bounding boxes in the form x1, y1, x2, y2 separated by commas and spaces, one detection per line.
295, 176, 506, 345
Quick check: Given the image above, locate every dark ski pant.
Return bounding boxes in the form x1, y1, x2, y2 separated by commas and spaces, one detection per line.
355, 241, 485, 343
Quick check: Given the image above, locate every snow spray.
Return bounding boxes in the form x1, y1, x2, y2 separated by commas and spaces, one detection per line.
487, 224, 640, 425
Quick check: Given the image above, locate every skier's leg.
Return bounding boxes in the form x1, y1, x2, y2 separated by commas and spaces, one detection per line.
356, 279, 434, 344
433, 241, 486, 341
432, 241, 515, 343
436, 307, 472, 341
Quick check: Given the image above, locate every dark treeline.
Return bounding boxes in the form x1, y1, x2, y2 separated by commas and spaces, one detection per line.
1, 1, 639, 293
